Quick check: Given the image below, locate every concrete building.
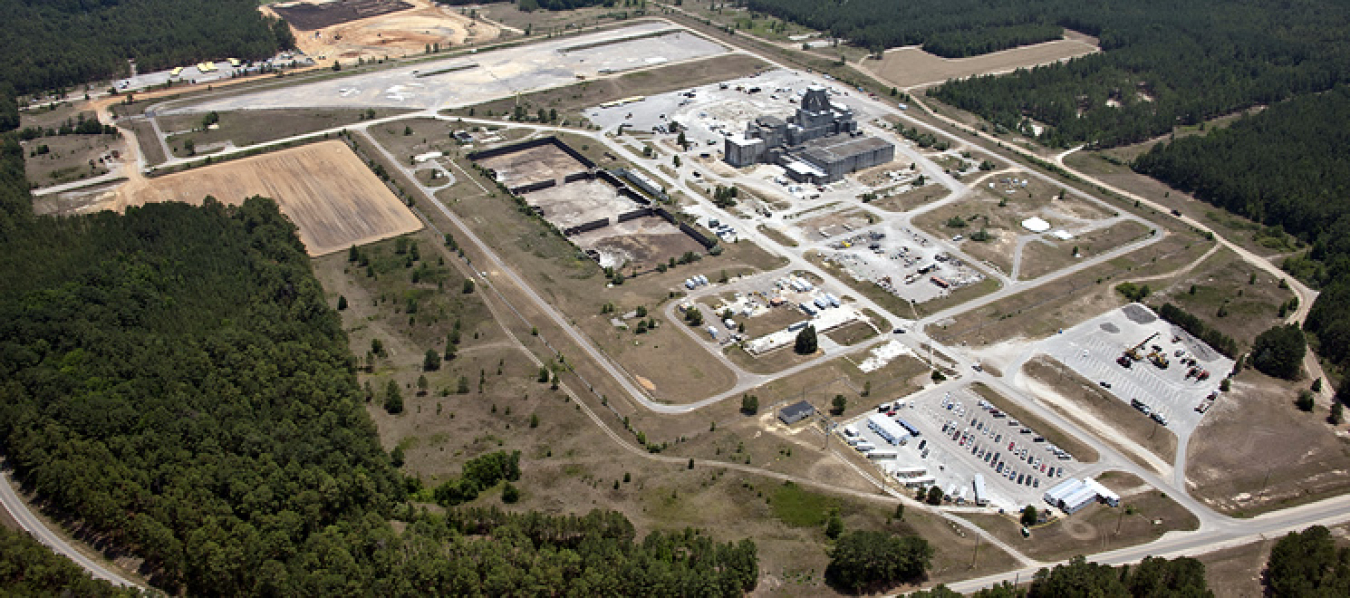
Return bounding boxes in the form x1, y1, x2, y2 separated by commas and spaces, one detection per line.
724, 86, 893, 183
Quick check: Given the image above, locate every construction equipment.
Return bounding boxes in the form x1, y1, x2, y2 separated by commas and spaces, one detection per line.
1125, 332, 1160, 361
1148, 351, 1169, 369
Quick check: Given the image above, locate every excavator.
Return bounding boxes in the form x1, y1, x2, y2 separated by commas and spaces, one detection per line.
1124, 332, 1159, 361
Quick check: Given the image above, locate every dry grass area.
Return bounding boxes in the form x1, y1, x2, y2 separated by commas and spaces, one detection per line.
1023, 356, 1178, 471
825, 321, 879, 346
929, 230, 1213, 346
478, 3, 627, 34
22, 133, 120, 186
870, 185, 949, 213
316, 229, 1016, 596
962, 470, 1196, 563
161, 108, 411, 158
1018, 220, 1151, 280
1148, 247, 1297, 348
968, 382, 1099, 463
1062, 149, 1301, 262
913, 171, 1114, 277
110, 140, 422, 256
1197, 538, 1275, 598
1186, 368, 1350, 517
265, 0, 501, 66
864, 31, 1099, 90
443, 53, 768, 124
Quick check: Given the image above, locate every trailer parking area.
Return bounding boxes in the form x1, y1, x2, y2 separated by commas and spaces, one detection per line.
1035, 304, 1232, 437
840, 383, 1089, 513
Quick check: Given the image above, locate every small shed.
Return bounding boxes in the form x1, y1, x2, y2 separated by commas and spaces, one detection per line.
779, 400, 815, 425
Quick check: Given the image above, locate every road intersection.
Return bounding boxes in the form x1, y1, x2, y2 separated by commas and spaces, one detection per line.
17, 16, 1350, 594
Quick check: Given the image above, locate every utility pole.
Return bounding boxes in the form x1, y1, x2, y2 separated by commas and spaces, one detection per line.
1115, 505, 1126, 535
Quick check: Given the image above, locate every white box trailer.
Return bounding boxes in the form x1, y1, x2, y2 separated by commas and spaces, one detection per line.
973, 474, 988, 506
867, 449, 898, 460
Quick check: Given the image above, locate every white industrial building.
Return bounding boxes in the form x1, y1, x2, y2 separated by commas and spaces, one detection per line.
1042, 477, 1119, 514
867, 413, 910, 445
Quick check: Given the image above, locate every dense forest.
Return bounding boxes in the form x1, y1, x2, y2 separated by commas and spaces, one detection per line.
0, 0, 293, 96
749, 0, 1350, 148
1132, 87, 1350, 373
0, 526, 137, 596
0, 193, 760, 594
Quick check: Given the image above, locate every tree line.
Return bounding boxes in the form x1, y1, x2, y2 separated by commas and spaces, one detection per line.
748, 0, 1350, 148
0, 0, 294, 97
1133, 85, 1350, 374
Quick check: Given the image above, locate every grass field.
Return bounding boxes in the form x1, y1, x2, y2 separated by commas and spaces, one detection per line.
961, 471, 1197, 563
162, 108, 412, 158
968, 382, 1099, 463
865, 31, 1099, 90
1023, 356, 1178, 471
1017, 220, 1151, 280
117, 140, 423, 256
929, 230, 1213, 347
1196, 537, 1277, 597
425, 149, 791, 405
1147, 247, 1296, 348
1062, 149, 1301, 262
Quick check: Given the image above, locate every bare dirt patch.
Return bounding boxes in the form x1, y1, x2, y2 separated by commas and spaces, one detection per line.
268, 0, 500, 64
865, 31, 1099, 89
110, 140, 422, 256
1186, 369, 1350, 516
476, 143, 588, 189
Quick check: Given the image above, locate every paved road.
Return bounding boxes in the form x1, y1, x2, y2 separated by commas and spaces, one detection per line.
0, 466, 141, 588
25, 16, 1346, 592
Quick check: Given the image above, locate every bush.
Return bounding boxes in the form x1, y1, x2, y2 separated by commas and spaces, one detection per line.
825, 530, 933, 592
1115, 282, 1151, 302
1251, 324, 1307, 380
1297, 390, 1316, 412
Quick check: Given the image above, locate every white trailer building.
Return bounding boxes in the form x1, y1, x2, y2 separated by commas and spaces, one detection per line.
867, 413, 910, 445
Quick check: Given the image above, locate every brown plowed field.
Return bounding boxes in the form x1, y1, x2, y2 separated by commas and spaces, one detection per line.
115, 141, 422, 256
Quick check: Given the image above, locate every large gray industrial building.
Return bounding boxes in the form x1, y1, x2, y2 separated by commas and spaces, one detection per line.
724, 86, 894, 183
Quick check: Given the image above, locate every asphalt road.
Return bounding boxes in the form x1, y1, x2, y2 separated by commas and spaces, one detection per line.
0, 467, 141, 588
19, 16, 1350, 593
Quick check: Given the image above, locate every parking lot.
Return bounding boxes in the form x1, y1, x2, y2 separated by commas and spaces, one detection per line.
815, 222, 988, 304
841, 384, 1087, 513
1037, 304, 1233, 436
